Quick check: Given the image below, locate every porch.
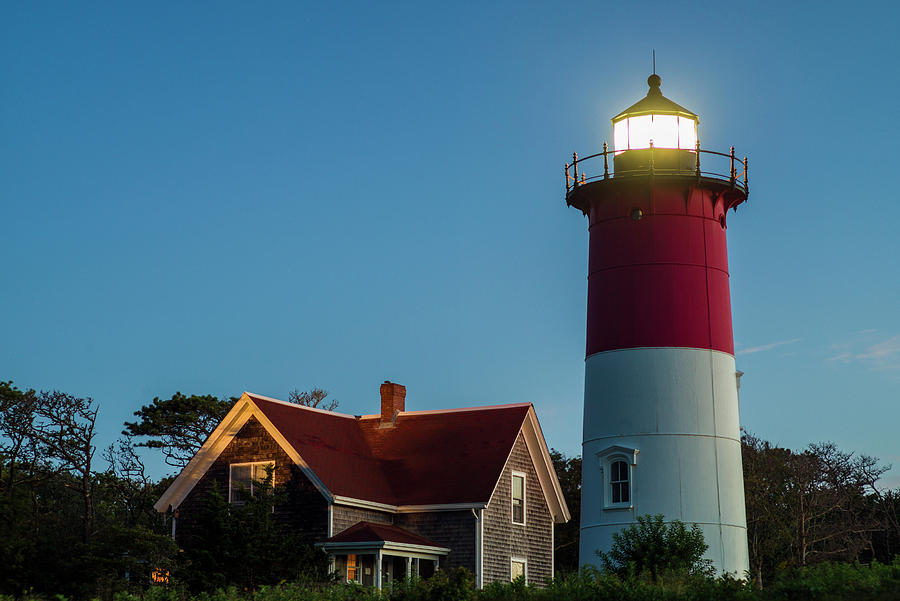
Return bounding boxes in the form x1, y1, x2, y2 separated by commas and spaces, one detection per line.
318, 522, 450, 589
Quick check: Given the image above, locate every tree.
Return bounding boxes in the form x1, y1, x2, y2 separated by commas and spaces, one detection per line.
32, 390, 99, 545
123, 393, 236, 468
742, 431, 894, 587
596, 514, 712, 582
790, 441, 888, 566
742, 431, 794, 587
550, 448, 581, 575
870, 489, 900, 563
287, 387, 339, 411
178, 469, 329, 591
125, 388, 337, 470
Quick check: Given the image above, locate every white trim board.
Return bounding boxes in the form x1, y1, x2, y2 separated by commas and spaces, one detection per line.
484, 407, 571, 524
333, 495, 487, 514
154, 393, 333, 513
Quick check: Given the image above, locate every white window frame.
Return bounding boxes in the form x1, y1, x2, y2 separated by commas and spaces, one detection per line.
228, 461, 275, 505
510, 471, 526, 525
510, 557, 527, 583
607, 458, 631, 507
596, 446, 638, 510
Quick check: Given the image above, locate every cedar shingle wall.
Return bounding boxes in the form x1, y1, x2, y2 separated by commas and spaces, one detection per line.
332, 505, 394, 533
482, 432, 553, 586
397, 511, 476, 573
175, 417, 329, 546
332, 505, 476, 573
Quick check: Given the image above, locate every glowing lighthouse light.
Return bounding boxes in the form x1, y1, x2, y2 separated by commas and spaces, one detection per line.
612, 74, 698, 152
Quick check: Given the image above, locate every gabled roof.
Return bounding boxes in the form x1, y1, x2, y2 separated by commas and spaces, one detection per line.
155, 392, 570, 523
321, 521, 444, 548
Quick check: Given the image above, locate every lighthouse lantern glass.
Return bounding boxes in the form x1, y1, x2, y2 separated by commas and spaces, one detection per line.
613, 114, 698, 153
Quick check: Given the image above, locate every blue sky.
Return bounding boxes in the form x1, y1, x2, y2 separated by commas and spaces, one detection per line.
3, 1, 899, 487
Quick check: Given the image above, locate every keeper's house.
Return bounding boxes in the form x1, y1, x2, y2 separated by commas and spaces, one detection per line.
155, 381, 570, 588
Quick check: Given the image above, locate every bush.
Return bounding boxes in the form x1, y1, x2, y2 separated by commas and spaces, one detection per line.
766, 558, 900, 601
596, 514, 714, 582
388, 568, 476, 601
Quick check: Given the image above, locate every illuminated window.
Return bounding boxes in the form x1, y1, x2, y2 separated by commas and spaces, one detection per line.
510, 558, 527, 582
613, 115, 698, 152
511, 472, 525, 524
678, 116, 697, 149
346, 554, 358, 582
229, 461, 274, 505
150, 569, 169, 585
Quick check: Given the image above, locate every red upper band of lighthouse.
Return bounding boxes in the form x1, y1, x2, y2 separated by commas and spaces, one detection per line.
565, 74, 749, 357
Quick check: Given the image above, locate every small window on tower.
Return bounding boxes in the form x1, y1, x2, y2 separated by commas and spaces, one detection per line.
610, 460, 630, 504
597, 446, 637, 509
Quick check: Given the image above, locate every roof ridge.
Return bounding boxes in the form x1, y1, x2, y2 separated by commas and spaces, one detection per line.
245, 392, 358, 419
394, 402, 532, 417
357, 402, 532, 421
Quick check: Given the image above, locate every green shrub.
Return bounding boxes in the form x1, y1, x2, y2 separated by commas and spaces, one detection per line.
596, 514, 714, 582
388, 569, 475, 601
14, 557, 900, 601
766, 558, 900, 601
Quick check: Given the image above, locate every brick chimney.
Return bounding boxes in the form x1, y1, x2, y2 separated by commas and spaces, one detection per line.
380, 380, 406, 426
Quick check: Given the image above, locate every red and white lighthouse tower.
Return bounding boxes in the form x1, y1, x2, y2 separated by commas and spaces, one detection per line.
566, 73, 750, 574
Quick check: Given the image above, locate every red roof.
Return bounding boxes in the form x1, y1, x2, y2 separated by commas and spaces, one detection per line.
321, 521, 446, 548
249, 395, 531, 506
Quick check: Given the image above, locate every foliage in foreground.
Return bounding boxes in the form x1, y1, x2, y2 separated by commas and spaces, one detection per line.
7, 560, 898, 601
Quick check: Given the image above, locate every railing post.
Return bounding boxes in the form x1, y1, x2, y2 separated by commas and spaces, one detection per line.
572, 152, 579, 188
730, 146, 736, 188
695, 140, 701, 182
743, 156, 749, 190
603, 142, 609, 180
565, 163, 570, 193
649, 141, 655, 175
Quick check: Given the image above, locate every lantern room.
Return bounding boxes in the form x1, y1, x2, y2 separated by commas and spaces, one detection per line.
611, 74, 698, 173
564, 72, 748, 216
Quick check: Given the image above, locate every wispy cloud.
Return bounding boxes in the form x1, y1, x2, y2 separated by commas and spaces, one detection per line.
827, 333, 900, 371
856, 335, 900, 361
737, 338, 802, 355
826, 351, 853, 364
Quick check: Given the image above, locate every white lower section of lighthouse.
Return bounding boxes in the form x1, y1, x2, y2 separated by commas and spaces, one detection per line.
579, 347, 750, 576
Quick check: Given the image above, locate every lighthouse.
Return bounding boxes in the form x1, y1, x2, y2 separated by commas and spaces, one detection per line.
566, 73, 750, 574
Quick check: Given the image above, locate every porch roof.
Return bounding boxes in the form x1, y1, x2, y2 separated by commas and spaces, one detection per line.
318, 521, 450, 555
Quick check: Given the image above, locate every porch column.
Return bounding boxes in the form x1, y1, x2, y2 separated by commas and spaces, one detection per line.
406, 556, 412, 579
375, 550, 382, 590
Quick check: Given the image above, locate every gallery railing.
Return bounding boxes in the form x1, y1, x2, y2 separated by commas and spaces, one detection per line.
565, 142, 748, 195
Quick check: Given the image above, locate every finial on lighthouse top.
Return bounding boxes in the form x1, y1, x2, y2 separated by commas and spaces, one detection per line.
612, 73, 698, 152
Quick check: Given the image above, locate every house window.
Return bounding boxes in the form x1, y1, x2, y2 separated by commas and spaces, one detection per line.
510, 558, 527, 582
511, 472, 525, 524
610, 460, 629, 504
346, 553, 358, 582
229, 461, 274, 505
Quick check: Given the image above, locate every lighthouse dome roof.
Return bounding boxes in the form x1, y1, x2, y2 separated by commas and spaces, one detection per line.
613, 74, 697, 121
